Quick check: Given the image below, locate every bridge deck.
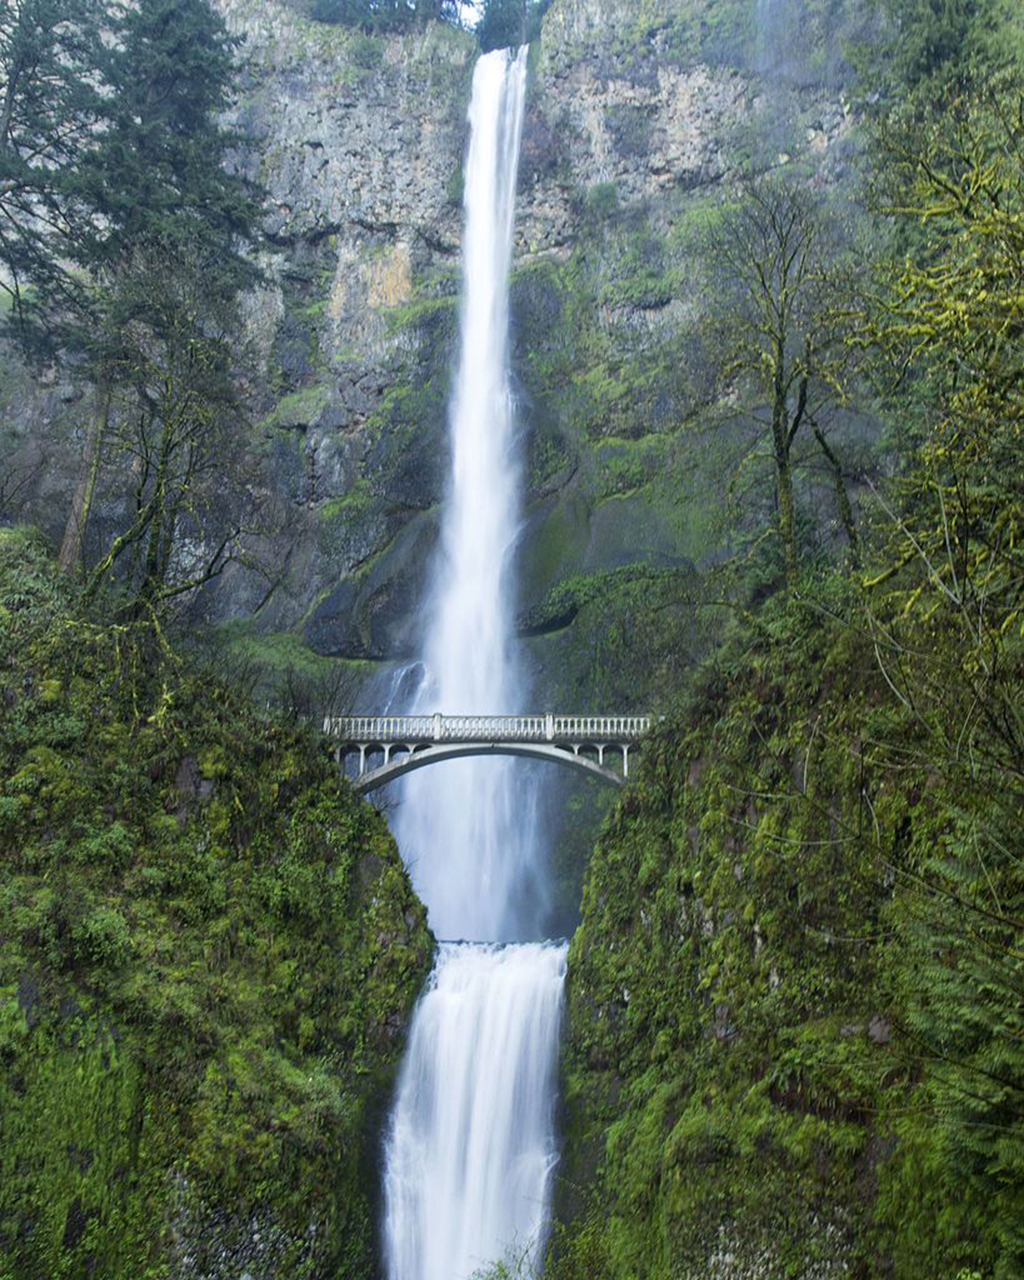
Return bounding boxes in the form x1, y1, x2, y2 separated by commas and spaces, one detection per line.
323, 713, 650, 745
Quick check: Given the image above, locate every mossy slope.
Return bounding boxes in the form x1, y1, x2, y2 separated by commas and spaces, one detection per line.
0, 529, 432, 1280
555, 582, 1015, 1279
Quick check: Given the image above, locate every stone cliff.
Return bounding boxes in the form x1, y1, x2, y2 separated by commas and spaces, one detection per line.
2, 0, 862, 705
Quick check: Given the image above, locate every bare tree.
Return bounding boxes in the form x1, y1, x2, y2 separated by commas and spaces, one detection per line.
708, 178, 861, 585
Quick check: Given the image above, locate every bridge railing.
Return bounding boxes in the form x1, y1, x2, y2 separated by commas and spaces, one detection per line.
325, 715, 436, 742
551, 715, 650, 740
323, 713, 652, 744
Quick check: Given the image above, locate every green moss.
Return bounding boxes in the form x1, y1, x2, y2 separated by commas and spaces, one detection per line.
590, 437, 671, 499
318, 479, 375, 527
0, 538, 432, 1278
215, 620, 368, 682
263, 383, 330, 430
382, 291, 458, 336
552, 579, 1009, 1278
585, 182, 620, 221
520, 496, 591, 604
0, 1013, 163, 1280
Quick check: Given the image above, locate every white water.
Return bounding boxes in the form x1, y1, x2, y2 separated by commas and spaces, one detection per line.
382, 47, 568, 1280
393, 42, 540, 946
384, 943, 566, 1280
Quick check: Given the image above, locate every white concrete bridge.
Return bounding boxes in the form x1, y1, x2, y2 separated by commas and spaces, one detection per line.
324, 714, 652, 794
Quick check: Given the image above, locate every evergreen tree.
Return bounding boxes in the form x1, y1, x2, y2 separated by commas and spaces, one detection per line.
476, 0, 550, 51
59, 0, 262, 588
308, 0, 461, 30
65, 0, 260, 334
10, 0, 264, 578
876, 0, 981, 91
0, 0, 107, 338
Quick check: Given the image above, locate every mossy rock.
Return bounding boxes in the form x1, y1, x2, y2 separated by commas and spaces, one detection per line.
550, 580, 1010, 1278
306, 508, 440, 659
519, 493, 593, 612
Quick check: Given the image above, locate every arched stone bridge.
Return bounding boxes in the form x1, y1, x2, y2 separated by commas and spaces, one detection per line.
324, 714, 652, 794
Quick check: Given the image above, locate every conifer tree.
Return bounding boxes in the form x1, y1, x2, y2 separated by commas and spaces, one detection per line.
76, 0, 258, 296
0, 0, 107, 334
52, 0, 261, 577
475, 0, 538, 50
308, 0, 461, 30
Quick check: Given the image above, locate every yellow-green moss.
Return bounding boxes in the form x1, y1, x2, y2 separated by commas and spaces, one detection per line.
553, 577, 1015, 1279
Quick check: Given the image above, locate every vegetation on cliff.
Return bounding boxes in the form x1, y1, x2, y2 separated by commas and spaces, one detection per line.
555, 576, 1022, 1278
0, 0, 262, 590
0, 0, 1022, 1275
547, 6, 1024, 1276
0, 529, 432, 1279
300, 0, 552, 49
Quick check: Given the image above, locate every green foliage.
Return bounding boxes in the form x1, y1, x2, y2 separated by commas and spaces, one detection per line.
851, 81, 1024, 1278
867, 0, 987, 95
1, 0, 265, 599
476, 0, 552, 53
0, 1014, 164, 1280
309, 0, 460, 31
2, 0, 260, 359
0, 0, 107, 334
584, 182, 619, 221
0, 543, 432, 1278
554, 575, 1018, 1277
349, 30, 385, 67
553, 23, 1024, 1274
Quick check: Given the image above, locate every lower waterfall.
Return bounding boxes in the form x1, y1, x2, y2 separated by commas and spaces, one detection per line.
383, 943, 567, 1280
380, 45, 567, 1280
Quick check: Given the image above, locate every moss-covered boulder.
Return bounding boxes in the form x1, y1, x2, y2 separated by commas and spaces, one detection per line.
0, 529, 433, 1280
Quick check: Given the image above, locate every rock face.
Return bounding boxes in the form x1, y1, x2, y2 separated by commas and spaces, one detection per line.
200, 1, 475, 642
1, 0, 861, 692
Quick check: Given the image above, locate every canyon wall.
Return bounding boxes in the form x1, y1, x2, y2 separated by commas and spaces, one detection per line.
2, 0, 864, 710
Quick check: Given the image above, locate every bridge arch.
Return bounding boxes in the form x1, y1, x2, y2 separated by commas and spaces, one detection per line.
345, 740, 626, 794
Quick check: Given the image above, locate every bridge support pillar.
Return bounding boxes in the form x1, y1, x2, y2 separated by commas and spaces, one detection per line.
623, 745, 629, 777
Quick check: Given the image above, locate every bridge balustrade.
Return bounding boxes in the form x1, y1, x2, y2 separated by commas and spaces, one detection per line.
323, 714, 652, 745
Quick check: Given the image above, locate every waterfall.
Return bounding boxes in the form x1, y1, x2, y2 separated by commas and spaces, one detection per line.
382, 47, 568, 1280
384, 943, 566, 1280
393, 42, 540, 946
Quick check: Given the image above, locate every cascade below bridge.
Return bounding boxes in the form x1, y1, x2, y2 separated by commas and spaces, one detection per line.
325, 714, 652, 793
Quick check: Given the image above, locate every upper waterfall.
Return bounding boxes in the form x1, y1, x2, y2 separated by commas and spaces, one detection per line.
392, 45, 543, 945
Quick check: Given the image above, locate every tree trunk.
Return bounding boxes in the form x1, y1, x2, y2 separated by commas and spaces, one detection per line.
776, 448, 798, 588
139, 443, 171, 603
772, 353, 799, 590
811, 420, 860, 568
58, 383, 110, 576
